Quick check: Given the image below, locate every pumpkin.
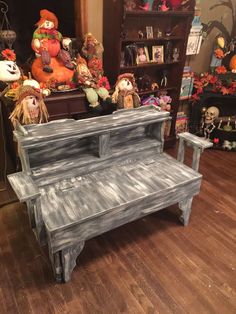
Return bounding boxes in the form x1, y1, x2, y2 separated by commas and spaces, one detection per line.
229, 55, 236, 72
31, 39, 60, 57
31, 57, 74, 84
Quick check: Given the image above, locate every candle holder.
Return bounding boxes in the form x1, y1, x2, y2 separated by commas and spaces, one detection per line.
0, 1, 16, 49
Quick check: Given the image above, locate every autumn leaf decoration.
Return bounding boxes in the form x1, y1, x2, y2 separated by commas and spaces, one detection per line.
192, 68, 236, 100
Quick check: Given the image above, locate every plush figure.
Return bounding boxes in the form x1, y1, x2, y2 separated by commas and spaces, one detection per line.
141, 95, 160, 107
75, 54, 111, 111
81, 33, 104, 61
159, 94, 172, 111
81, 33, 105, 82
9, 85, 48, 128
31, 9, 74, 74
112, 73, 140, 109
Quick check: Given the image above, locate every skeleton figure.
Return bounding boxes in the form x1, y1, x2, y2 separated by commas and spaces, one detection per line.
202, 106, 220, 139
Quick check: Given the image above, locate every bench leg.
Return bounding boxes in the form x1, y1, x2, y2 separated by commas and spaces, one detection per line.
179, 197, 193, 226
51, 241, 85, 283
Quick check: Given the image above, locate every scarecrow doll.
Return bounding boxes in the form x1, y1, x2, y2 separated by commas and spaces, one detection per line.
31, 9, 74, 73
112, 73, 140, 109
9, 85, 48, 128
75, 54, 111, 111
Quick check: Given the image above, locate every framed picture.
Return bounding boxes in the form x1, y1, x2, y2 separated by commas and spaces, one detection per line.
137, 46, 150, 64
152, 45, 164, 63
146, 26, 153, 39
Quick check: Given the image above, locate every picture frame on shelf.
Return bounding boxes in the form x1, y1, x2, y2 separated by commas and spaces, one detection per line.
146, 26, 154, 39
137, 46, 150, 64
152, 45, 164, 63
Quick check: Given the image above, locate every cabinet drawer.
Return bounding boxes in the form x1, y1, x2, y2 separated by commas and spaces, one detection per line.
46, 100, 68, 116
68, 98, 88, 115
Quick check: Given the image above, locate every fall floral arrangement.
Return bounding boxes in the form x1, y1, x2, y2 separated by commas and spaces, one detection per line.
0, 49, 16, 61
192, 65, 236, 100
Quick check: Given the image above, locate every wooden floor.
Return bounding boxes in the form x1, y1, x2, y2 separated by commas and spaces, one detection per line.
0, 148, 235, 314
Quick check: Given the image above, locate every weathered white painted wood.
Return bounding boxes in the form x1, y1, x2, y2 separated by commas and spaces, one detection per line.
178, 132, 213, 149
8, 172, 39, 202
177, 132, 213, 172
15, 106, 170, 149
7, 106, 209, 282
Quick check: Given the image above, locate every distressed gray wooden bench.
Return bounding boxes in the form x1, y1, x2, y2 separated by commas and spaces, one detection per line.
8, 106, 212, 282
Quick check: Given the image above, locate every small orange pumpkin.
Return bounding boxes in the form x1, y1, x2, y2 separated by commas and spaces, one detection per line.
229, 55, 236, 71
31, 57, 74, 84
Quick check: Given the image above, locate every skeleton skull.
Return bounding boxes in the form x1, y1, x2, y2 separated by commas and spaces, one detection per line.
204, 106, 220, 124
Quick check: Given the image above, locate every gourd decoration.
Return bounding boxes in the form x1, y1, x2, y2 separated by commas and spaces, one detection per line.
23, 72, 51, 97
229, 55, 236, 73
112, 73, 141, 109
9, 85, 48, 128
31, 9, 74, 85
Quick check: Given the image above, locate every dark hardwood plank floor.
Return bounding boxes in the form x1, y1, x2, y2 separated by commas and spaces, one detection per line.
0, 147, 235, 314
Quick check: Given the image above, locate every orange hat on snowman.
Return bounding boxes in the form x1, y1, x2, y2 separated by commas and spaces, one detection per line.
36, 9, 58, 29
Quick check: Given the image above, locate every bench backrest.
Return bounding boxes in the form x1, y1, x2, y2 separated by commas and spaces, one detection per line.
14, 106, 170, 182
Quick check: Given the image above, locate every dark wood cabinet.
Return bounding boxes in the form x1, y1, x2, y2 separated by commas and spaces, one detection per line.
103, 0, 195, 147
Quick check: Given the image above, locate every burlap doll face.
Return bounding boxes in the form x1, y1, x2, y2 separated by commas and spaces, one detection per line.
78, 63, 92, 77
23, 95, 40, 119
117, 78, 133, 91
0, 60, 21, 82
40, 20, 54, 29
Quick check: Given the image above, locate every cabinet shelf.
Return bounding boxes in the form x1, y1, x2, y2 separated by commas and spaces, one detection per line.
103, 0, 195, 148
121, 61, 179, 71
138, 87, 177, 96
125, 10, 195, 17
122, 36, 183, 43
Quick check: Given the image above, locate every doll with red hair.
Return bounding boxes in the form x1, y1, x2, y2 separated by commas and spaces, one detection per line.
31, 9, 74, 73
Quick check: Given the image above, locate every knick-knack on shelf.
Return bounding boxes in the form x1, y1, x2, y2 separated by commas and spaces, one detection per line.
172, 47, 180, 62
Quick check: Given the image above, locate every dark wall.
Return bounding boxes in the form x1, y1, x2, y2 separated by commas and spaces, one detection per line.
4, 0, 75, 64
